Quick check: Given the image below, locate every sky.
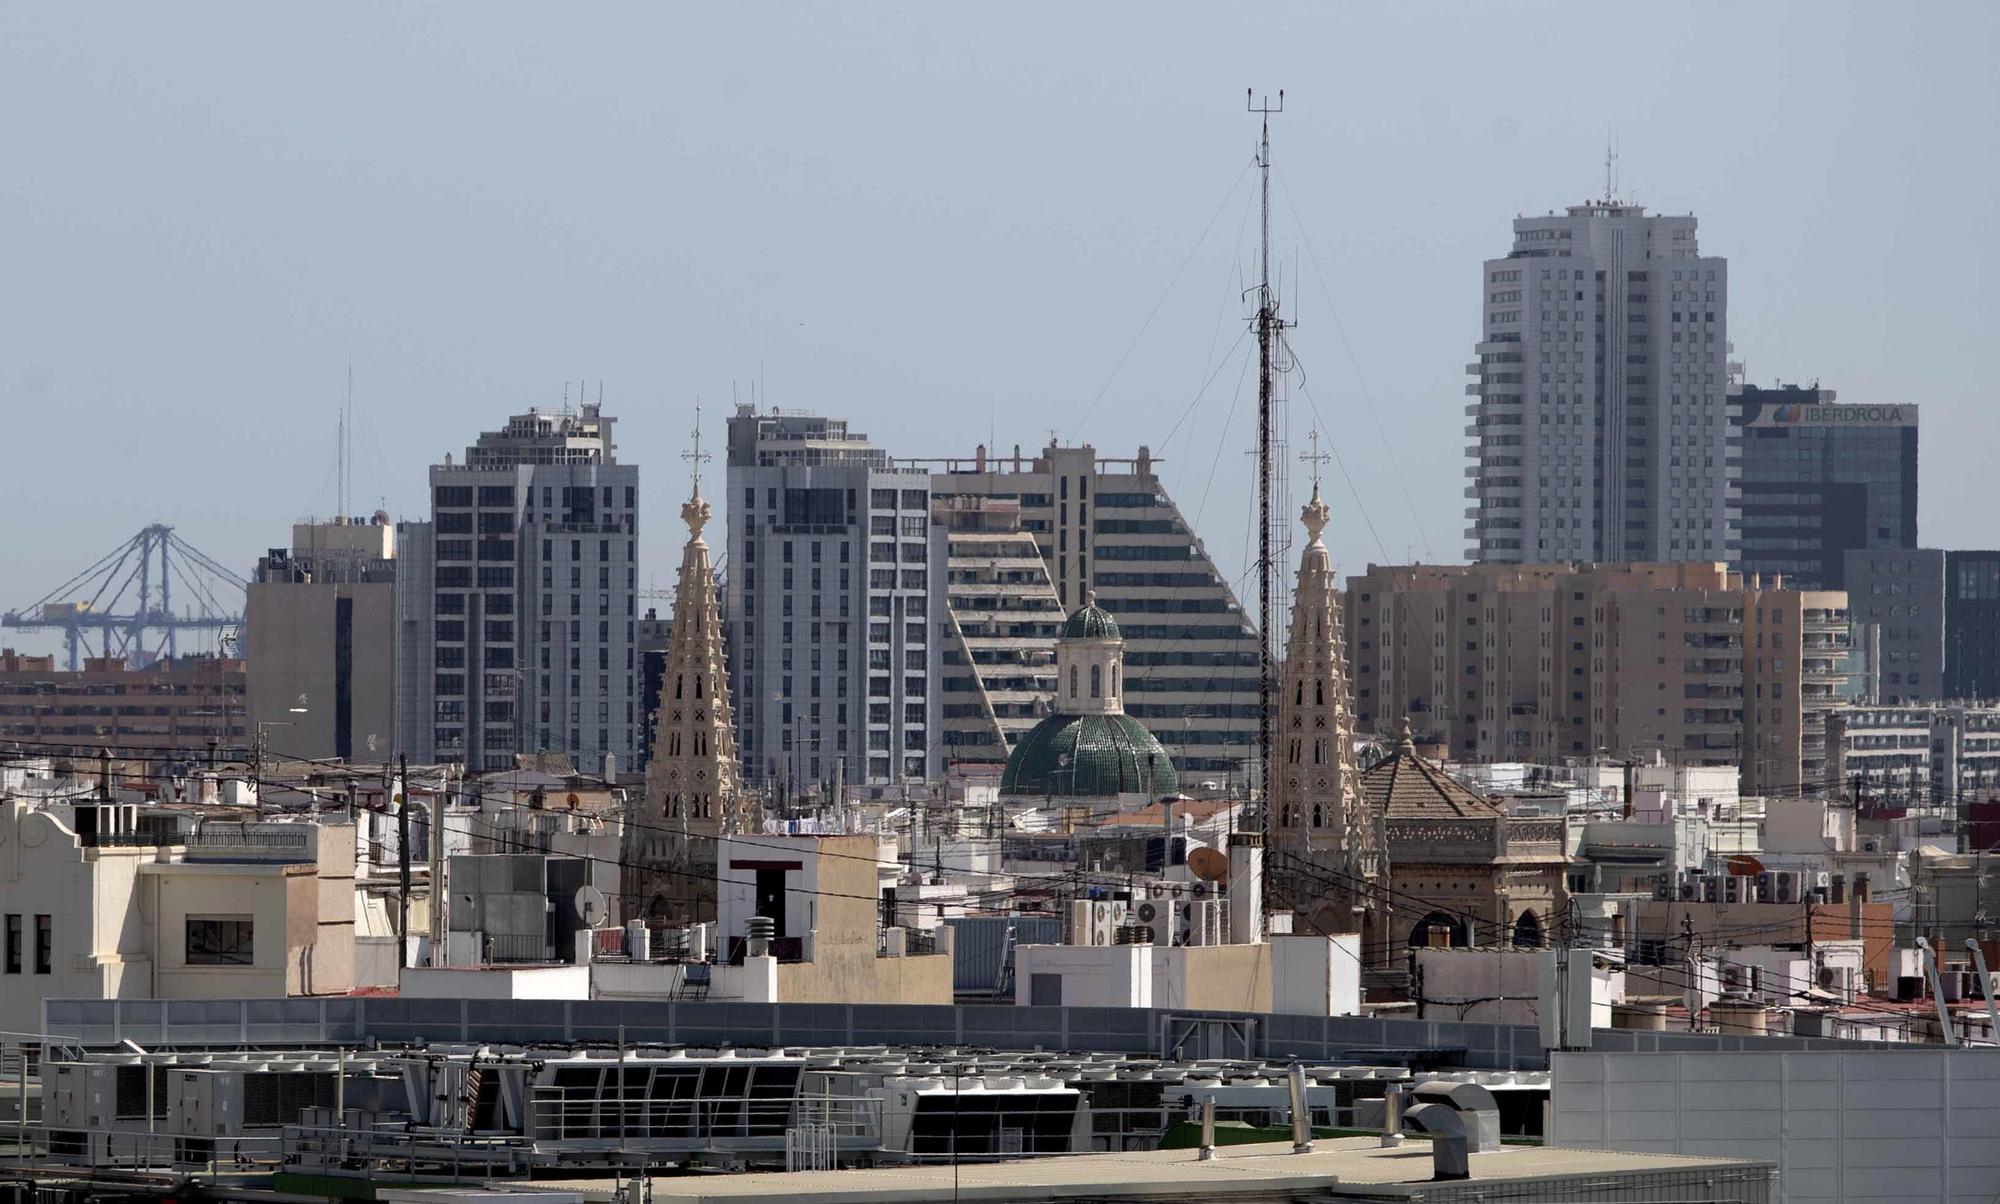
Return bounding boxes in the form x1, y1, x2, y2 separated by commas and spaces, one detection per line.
2, 2, 1995, 656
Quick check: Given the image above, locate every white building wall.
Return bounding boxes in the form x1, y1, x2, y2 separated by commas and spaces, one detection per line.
1271, 934, 1363, 1016
1553, 1049, 2000, 1203
0, 805, 153, 1043
1013, 945, 1150, 1008
715, 834, 826, 959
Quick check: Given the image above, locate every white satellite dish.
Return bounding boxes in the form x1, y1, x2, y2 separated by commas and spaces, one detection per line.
574, 885, 610, 928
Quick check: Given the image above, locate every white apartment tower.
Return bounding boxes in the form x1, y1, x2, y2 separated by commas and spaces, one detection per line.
1467, 200, 1732, 564
724, 405, 936, 789
395, 404, 640, 772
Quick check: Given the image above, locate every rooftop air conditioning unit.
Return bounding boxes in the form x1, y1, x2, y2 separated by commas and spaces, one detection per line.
1092, 901, 1126, 947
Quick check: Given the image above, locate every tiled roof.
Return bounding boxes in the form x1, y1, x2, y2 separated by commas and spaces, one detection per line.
1359, 749, 1504, 820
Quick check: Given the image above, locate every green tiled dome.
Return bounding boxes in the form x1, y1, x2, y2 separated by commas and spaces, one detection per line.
1001, 712, 1177, 798
1060, 601, 1120, 641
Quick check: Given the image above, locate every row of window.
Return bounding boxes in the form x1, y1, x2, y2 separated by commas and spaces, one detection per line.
2, 913, 50, 975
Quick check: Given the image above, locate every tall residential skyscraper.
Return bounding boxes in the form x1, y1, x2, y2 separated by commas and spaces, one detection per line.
1467, 200, 1731, 564
923, 442, 1259, 779
724, 405, 936, 789
395, 404, 640, 772
1732, 383, 1918, 590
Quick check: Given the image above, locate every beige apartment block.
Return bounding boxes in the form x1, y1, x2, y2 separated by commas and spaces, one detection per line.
1346, 562, 1847, 794
246, 515, 397, 762
0, 788, 355, 1043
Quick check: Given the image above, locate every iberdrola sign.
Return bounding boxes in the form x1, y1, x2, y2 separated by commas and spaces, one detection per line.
1755, 403, 1916, 427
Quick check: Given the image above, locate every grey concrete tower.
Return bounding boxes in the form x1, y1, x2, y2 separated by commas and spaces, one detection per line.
1467, 199, 1731, 564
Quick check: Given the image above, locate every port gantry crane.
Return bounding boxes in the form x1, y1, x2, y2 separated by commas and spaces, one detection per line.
2, 523, 245, 669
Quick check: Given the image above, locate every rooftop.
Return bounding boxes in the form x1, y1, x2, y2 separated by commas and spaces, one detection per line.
526, 1137, 1773, 1202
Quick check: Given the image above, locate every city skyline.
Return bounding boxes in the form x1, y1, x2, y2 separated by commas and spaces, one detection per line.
3, 4, 1996, 656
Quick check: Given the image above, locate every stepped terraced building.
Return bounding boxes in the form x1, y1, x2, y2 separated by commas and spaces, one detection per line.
920, 442, 1258, 780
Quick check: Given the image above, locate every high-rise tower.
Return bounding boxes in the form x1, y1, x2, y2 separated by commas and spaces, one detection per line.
1466, 200, 1731, 564
724, 405, 936, 790
395, 403, 640, 771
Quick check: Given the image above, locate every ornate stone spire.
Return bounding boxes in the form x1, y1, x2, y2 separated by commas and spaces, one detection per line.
1270, 455, 1383, 932
625, 408, 746, 922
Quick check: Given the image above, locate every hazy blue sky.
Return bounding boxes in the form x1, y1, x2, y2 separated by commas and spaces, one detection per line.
2, 3, 1994, 654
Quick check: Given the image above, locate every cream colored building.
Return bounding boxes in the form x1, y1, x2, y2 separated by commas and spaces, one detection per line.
0, 770, 355, 1043
1345, 562, 1848, 794
246, 515, 397, 762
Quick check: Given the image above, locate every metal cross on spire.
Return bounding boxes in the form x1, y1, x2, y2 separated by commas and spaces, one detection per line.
1300, 428, 1331, 496
683, 402, 711, 494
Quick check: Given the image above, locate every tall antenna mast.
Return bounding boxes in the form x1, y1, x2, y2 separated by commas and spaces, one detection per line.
343, 361, 355, 517
1249, 86, 1285, 880
1604, 127, 1619, 203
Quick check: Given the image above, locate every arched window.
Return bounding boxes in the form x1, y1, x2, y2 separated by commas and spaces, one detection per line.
1512, 911, 1543, 948
694, 733, 707, 757
1090, 664, 1102, 698
1111, 665, 1119, 697
1312, 804, 1323, 828
1069, 664, 1079, 699
1315, 681, 1324, 706
694, 674, 704, 699
675, 676, 684, 700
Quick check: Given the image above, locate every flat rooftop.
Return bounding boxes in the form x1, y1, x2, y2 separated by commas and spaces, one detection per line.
513, 1138, 1773, 1202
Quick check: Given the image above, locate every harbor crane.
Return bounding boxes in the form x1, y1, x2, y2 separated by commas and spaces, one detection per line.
2, 523, 245, 670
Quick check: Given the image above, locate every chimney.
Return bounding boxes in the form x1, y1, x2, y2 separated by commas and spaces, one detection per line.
1379, 1085, 1406, 1147
1288, 1065, 1313, 1153
1228, 833, 1264, 944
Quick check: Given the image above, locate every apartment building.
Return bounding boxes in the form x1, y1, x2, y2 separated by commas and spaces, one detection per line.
1732, 384, 1918, 590
0, 763, 355, 1043
1843, 548, 1946, 704
923, 443, 1258, 778
1947, 551, 2000, 700
1834, 702, 2000, 809
724, 405, 935, 788
931, 496, 1063, 766
1345, 562, 1848, 794
246, 514, 398, 761
0, 650, 244, 762
1466, 200, 1731, 564
396, 404, 640, 772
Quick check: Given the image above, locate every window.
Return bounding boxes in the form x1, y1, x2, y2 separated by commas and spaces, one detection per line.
3, 915, 17, 974
185, 917, 254, 966
34, 914, 50, 975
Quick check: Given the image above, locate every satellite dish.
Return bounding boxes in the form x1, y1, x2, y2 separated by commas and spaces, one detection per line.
574, 885, 610, 928
1188, 846, 1230, 884
567, 792, 582, 807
